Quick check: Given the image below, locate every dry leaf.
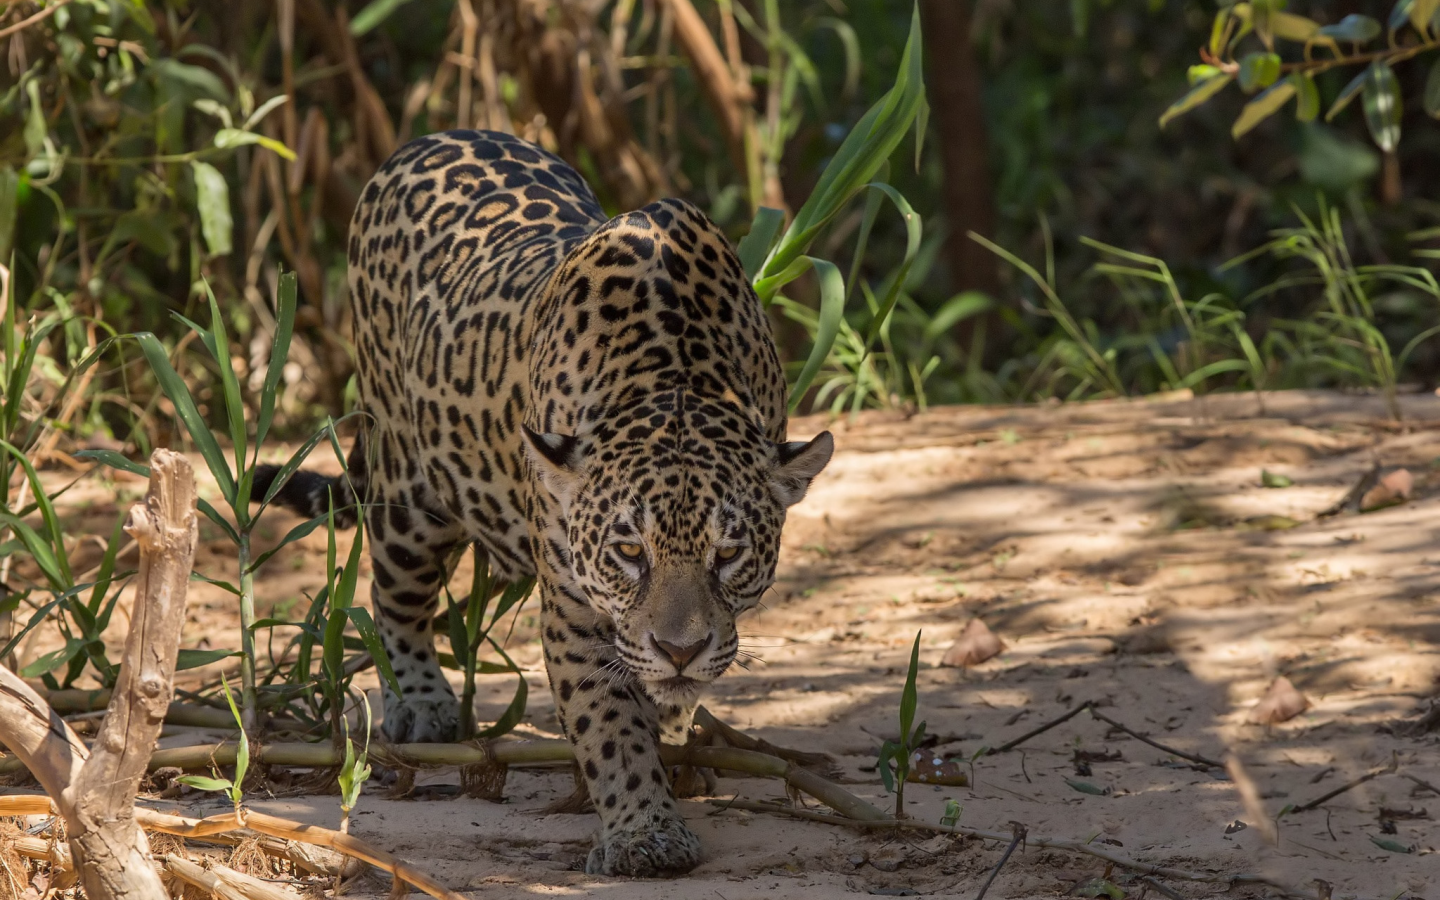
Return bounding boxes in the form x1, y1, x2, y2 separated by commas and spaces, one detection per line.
940, 618, 1005, 667
1248, 676, 1309, 724
1360, 468, 1413, 512
905, 750, 968, 786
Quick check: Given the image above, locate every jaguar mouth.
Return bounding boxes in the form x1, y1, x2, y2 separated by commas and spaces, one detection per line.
641, 674, 706, 704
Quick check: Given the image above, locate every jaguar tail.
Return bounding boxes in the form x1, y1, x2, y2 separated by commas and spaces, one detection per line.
251, 431, 367, 528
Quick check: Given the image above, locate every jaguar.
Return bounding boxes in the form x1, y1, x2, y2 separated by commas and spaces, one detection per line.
255, 129, 832, 876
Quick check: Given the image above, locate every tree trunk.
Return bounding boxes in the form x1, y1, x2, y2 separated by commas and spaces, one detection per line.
919, 0, 1002, 350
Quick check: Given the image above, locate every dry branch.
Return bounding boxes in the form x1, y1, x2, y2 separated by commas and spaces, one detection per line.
657, 0, 749, 174
1292, 757, 1398, 812
165, 854, 301, 900
708, 798, 1315, 897
0, 450, 197, 899
1089, 706, 1224, 768
14, 737, 889, 823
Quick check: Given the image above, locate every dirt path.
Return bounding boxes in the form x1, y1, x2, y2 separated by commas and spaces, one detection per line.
23, 390, 1440, 897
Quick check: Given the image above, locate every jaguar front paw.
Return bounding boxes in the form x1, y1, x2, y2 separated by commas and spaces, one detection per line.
585, 813, 701, 877
382, 692, 460, 743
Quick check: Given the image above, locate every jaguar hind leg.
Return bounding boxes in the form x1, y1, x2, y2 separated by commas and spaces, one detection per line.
364, 461, 467, 743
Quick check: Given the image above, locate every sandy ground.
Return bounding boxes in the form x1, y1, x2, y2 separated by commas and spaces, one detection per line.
10, 389, 1440, 899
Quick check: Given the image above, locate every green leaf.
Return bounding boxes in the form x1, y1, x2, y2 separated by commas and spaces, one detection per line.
150, 59, 230, 103
1424, 58, 1440, 118
1414, 0, 1440, 34
255, 273, 299, 450
214, 129, 297, 161
0, 439, 75, 588
1319, 14, 1382, 42
858, 183, 922, 348
1361, 61, 1402, 152
0, 166, 18, 262
75, 449, 151, 478
199, 284, 247, 485
350, 0, 420, 35
877, 740, 897, 793
1391, 0, 1417, 32
132, 332, 236, 504
1064, 778, 1109, 795
175, 775, 234, 793
1272, 11, 1320, 41
1233, 79, 1297, 138
1369, 836, 1414, 853
242, 95, 289, 132
756, 4, 924, 291
786, 257, 846, 412
346, 607, 402, 697
19, 639, 85, 678
1238, 53, 1282, 92
898, 631, 921, 748
176, 648, 241, 670
24, 81, 46, 158
191, 162, 233, 258
1159, 75, 1233, 128
1293, 73, 1319, 122
476, 634, 530, 739
1326, 68, 1370, 122
737, 207, 785, 280
1260, 469, 1294, 488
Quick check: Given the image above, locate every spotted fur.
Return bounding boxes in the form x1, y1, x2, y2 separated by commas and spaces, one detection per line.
256, 130, 833, 876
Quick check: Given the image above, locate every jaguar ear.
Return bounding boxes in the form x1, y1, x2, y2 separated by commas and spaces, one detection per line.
770, 431, 834, 507
522, 425, 587, 509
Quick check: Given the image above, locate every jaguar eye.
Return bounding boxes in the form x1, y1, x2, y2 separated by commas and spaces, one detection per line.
615, 542, 645, 560
715, 545, 741, 562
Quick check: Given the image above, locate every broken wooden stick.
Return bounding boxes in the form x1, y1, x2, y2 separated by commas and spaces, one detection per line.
0, 449, 197, 900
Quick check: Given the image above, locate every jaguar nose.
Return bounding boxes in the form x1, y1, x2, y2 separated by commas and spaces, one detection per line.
650, 632, 713, 672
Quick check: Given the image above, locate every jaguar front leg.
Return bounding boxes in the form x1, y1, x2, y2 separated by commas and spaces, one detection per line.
541, 584, 702, 877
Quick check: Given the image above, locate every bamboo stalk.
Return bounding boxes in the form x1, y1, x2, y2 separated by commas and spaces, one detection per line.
3, 739, 889, 823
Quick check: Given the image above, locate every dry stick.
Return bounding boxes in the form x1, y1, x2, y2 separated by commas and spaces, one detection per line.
6, 738, 891, 823
1140, 876, 1187, 900
0, 0, 71, 40
1291, 758, 1397, 813
972, 822, 1026, 900
134, 808, 467, 900
0, 450, 197, 900
1403, 773, 1440, 797
983, 700, 1091, 755
165, 854, 300, 900
706, 799, 1309, 896
1088, 707, 1224, 769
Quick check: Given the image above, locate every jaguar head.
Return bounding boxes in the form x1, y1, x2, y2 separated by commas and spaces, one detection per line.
523, 393, 832, 707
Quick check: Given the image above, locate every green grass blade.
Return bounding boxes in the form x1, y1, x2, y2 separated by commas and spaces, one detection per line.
255, 272, 298, 452
787, 257, 846, 412
858, 183, 922, 347
133, 332, 236, 504
346, 607, 402, 696
0, 440, 73, 587
738, 207, 785, 279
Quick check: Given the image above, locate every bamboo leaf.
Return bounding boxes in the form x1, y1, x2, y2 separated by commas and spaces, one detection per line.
736, 207, 785, 279
132, 332, 236, 503
256, 272, 298, 450
177, 648, 241, 670
786, 257, 846, 412
347, 607, 402, 697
